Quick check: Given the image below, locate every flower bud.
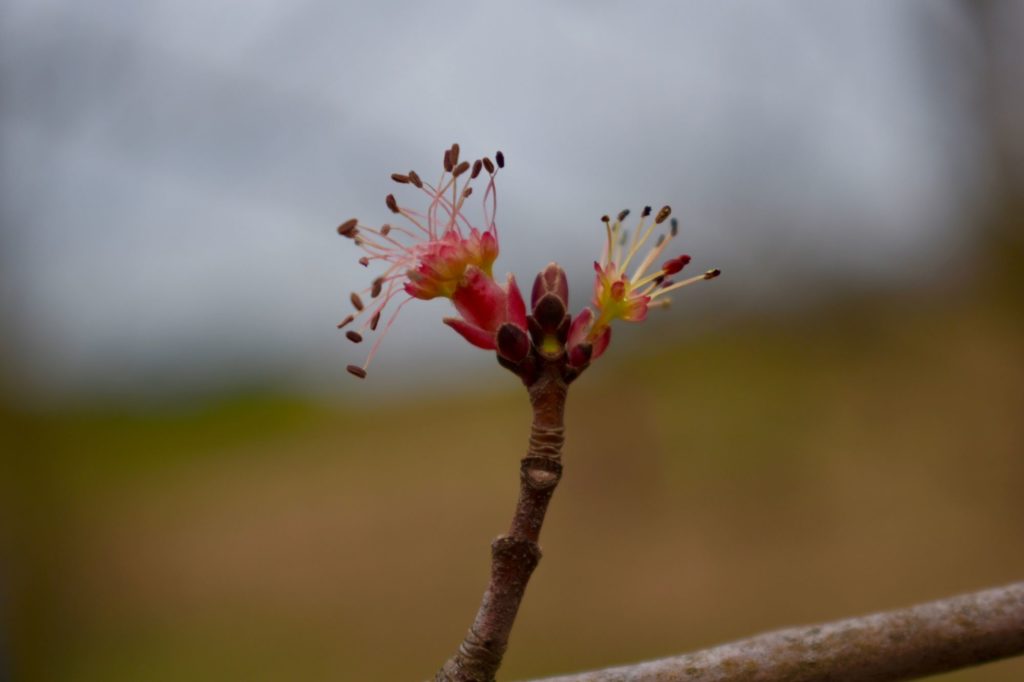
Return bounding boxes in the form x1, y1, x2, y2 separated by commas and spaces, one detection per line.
531, 262, 569, 309
496, 323, 530, 363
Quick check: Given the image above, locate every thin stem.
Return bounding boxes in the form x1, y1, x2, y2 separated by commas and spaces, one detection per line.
521, 581, 1024, 682
436, 362, 569, 682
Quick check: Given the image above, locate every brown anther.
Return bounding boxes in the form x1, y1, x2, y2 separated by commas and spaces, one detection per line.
655, 205, 672, 224
471, 159, 482, 178
443, 149, 453, 172
462, 186, 473, 198
337, 218, 358, 237
380, 224, 391, 236
346, 365, 367, 379
450, 143, 460, 167
642, 206, 652, 217
370, 311, 381, 331
358, 257, 370, 267
662, 254, 691, 275
495, 151, 505, 168
385, 194, 399, 214
482, 157, 495, 174
337, 315, 354, 329
704, 268, 722, 279
452, 161, 470, 178
350, 292, 364, 311
346, 331, 363, 343
617, 209, 630, 222
408, 170, 423, 188
601, 215, 610, 224
371, 277, 383, 298
390, 173, 410, 184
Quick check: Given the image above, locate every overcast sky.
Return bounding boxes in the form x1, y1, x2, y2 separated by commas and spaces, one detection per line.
0, 1, 1000, 401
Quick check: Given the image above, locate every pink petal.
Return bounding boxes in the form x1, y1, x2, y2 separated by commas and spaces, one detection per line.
452, 265, 507, 332
506, 274, 527, 329
567, 307, 593, 349
591, 325, 612, 360
443, 316, 497, 350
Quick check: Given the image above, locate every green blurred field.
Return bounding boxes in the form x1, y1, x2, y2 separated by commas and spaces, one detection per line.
3, 258, 1023, 681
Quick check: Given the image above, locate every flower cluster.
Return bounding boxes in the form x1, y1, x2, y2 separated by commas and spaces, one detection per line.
336, 145, 718, 382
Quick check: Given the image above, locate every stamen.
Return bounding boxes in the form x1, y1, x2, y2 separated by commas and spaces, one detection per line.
670, 217, 679, 236
443, 149, 453, 172
351, 292, 364, 311
450, 143, 460, 167
391, 173, 410, 184
617, 209, 630, 222
359, 257, 369, 267
370, 310, 381, 331
408, 170, 423, 188
642, 206, 652, 217
346, 331, 363, 343
496, 151, 505, 168
380, 224, 391, 236
385, 194, 399, 214
655, 205, 671, 224
371, 277, 384, 298
337, 315, 354, 329
452, 161, 470, 178
471, 159, 482, 179
483, 157, 495, 174
337, 218, 359, 237
346, 365, 367, 379
662, 255, 691, 275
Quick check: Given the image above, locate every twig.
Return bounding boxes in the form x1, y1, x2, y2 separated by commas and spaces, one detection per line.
436, 361, 569, 682
523, 581, 1024, 682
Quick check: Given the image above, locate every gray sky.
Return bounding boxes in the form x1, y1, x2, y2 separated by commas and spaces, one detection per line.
0, 1, 998, 401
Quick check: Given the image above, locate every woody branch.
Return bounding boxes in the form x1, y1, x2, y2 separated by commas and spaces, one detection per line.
522, 581, 1024, 682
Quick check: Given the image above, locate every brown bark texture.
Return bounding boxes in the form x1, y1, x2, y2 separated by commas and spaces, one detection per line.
435, 364, 568, 682
523, 581, 1024, 682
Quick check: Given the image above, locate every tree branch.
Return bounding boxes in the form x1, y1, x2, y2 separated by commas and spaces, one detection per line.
523, 581, 1024, 682
436, 362, 569, 682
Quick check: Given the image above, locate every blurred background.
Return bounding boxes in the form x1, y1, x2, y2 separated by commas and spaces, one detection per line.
2, 1, 1023, 680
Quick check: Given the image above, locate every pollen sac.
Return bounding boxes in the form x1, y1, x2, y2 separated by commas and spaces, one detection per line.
531, 262, 569, 309
337, 218, 359, 237
662, 255, 691, 275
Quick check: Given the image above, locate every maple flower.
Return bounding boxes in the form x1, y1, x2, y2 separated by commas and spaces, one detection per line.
336, 145, 526, 378
567, 205, 720, 366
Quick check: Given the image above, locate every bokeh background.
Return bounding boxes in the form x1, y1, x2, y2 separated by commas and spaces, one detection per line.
2, 1, 1023, 680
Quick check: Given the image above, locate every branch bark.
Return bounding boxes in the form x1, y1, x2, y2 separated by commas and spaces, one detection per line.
436, 362, 568, 682
523, 581, 1024, 682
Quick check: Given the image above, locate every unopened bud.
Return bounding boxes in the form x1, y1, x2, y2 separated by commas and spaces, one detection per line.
531, 262, 569, 308
496, 323, 530, 363
532, 293, 567, 333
